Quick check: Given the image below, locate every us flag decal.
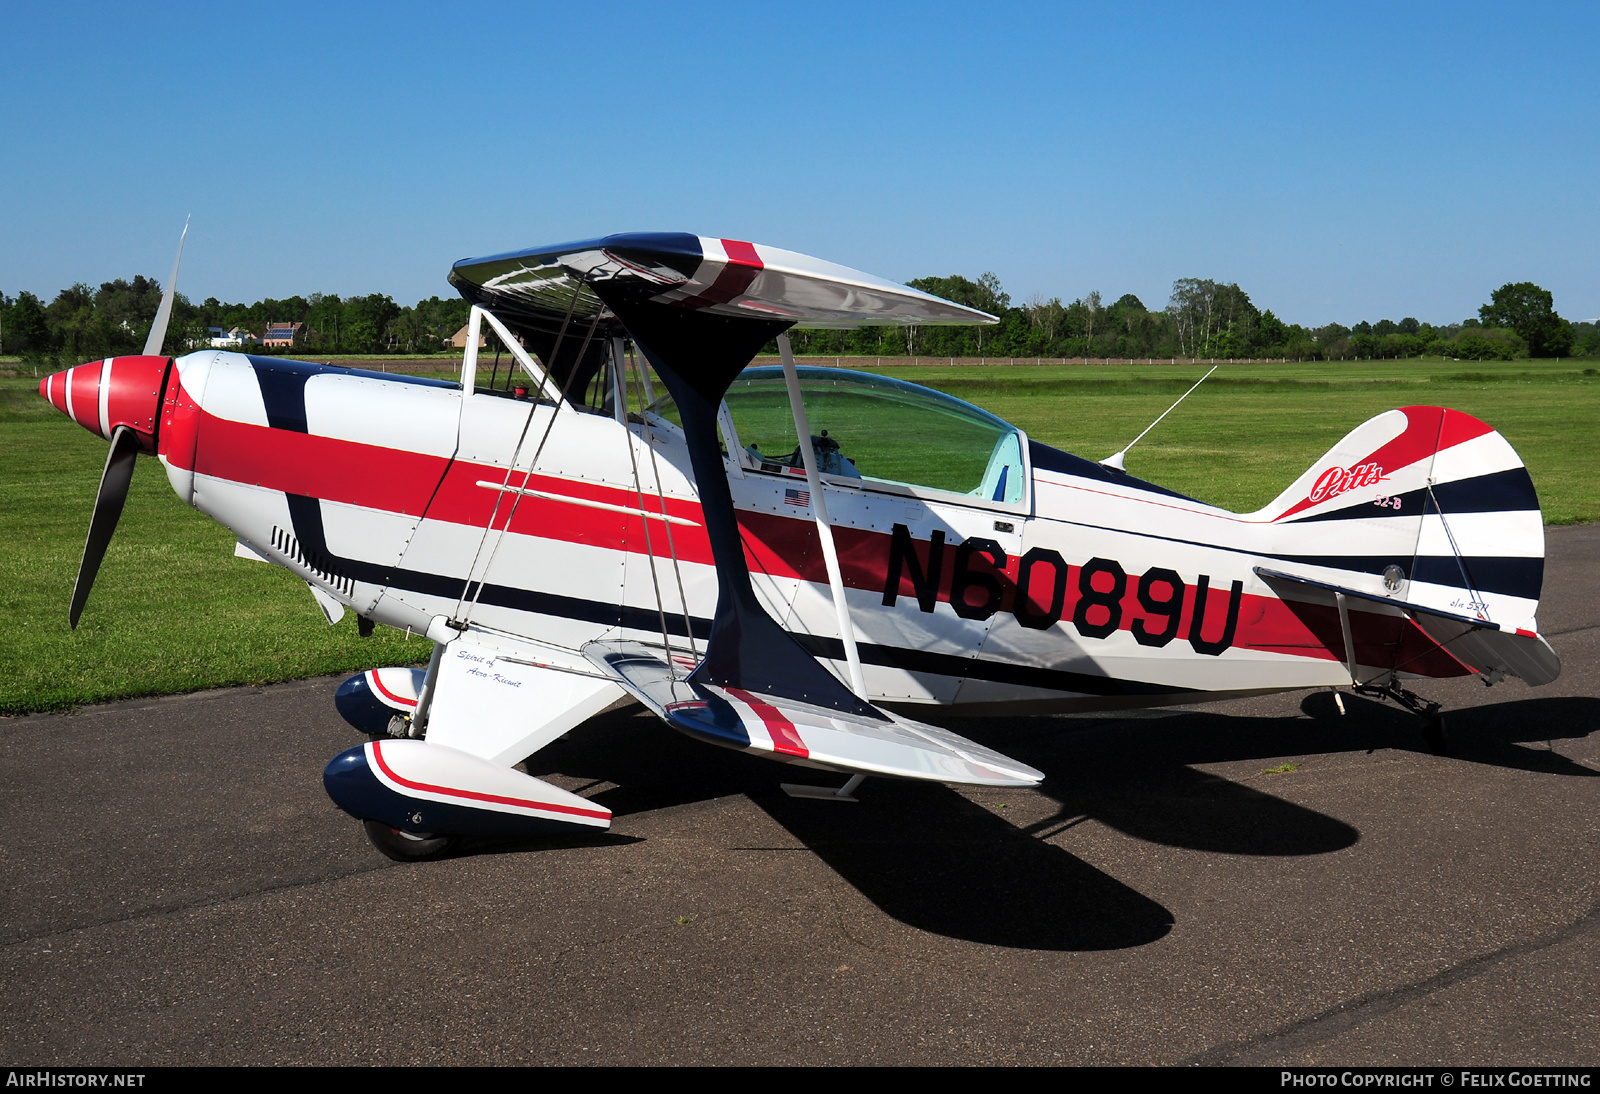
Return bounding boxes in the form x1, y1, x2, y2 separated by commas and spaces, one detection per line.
784, 488, 810, 507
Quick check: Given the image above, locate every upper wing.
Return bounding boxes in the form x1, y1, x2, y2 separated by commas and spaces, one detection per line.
450, 233, 997, 332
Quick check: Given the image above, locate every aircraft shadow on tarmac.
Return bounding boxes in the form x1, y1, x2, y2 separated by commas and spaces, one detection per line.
943, 692, 1600, 851
515, 711, 1173, 950
1308, 692, 1600, 778
506, 692, 1597, 952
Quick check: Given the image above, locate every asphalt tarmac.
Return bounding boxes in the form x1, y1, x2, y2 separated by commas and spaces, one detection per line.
3, 526, 1596, 1066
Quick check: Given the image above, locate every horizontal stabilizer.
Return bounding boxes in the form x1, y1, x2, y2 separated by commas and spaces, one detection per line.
1404, 610, 1560, 687
1256, 567, 1559, 686
583, 641, 1043, 788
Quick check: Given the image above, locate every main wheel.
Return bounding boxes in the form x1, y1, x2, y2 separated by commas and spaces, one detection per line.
363, 819, 460, 862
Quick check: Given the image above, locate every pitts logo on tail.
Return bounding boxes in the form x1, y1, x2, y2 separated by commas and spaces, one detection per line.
1308, 462, 1386, 504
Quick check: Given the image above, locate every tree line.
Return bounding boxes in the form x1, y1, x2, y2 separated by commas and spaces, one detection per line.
0, 282, 472, 362
2, 272, 1593, 365
785, 276, 1596, 361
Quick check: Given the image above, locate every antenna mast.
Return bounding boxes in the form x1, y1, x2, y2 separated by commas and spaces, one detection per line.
1100, 365, 1218, 472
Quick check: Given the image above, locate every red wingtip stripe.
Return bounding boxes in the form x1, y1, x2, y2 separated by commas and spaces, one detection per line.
725, 686, 810, 758
670, 239, 765, 310
721, 239, 762, 268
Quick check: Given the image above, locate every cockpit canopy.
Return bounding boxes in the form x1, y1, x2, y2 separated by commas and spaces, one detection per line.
719, 367, 1025, 505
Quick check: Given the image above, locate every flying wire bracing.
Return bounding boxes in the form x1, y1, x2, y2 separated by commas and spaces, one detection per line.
453, 286, 599, 626
627, 340, 699, 663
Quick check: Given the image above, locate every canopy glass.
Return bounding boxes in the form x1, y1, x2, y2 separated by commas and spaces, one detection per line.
717, 366, 1024, 504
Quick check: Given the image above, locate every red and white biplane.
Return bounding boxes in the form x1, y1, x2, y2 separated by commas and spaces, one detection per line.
43, 232, 1561, 859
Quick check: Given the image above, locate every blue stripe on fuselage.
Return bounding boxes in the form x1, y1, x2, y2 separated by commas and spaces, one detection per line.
247, 355, 460, 434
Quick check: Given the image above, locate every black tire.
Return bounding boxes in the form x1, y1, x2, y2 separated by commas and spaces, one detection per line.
363, 819, 459, 862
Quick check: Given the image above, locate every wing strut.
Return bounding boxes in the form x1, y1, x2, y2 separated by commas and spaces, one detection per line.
446, 232, 1039, 787
777, 332, 867, 697
452, 234, 993, 720
458, 304, 483, 391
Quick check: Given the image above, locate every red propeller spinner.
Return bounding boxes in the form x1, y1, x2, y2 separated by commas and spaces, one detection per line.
41, 219, 189, 629
40, 355, 170, 453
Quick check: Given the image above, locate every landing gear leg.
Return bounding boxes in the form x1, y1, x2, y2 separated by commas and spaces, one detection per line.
1353, 682, 1448, 756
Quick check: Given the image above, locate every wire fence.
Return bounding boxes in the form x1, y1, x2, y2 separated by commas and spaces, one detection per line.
747, 355, 1307, 368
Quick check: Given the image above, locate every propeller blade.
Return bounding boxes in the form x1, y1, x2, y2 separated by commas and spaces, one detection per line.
70, 425, 141, 630
142, 216, 190, 356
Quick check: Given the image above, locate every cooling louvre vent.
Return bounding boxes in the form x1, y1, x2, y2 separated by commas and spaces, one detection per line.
272, 525, 355, 597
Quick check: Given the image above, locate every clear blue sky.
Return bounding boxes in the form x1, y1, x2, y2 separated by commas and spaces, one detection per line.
4, 1, 1596, 326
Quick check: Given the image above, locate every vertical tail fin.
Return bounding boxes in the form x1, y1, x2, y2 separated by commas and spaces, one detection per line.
1259, 406, 1544, 634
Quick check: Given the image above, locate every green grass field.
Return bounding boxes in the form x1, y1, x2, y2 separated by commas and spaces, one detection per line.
2, 357, 1594, 716
869, 359, 1600, 519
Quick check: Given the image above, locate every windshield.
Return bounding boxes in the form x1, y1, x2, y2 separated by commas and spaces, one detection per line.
723, 367, 1024, 503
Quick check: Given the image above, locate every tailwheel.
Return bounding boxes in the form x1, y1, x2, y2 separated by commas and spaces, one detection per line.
362, 819, 460, 862
1353, 681, 1449, 757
